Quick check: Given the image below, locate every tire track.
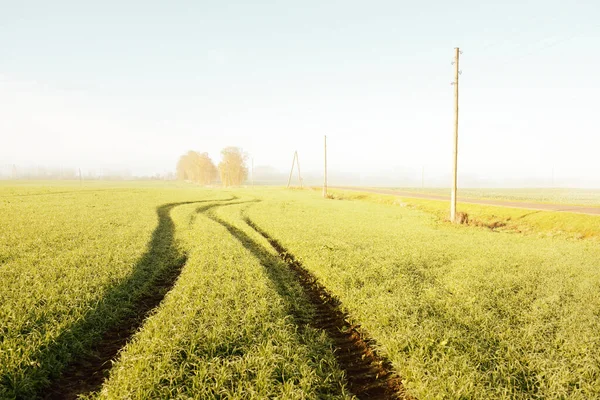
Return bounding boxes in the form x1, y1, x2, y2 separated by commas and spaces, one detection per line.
43, 256, 187, 400
41, 200, 213, 400
243, 217, 412, 400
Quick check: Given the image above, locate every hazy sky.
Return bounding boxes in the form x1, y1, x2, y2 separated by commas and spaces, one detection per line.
1, 1, 599, 186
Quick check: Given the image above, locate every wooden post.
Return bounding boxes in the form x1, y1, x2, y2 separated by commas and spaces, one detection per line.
287, 151, 297, 188
450, 47, 460, 223
296, 152, 303, 188
323, 135, 328, 198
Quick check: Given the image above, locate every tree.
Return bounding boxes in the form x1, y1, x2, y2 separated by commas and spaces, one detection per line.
218, 147, 248, 187
176, 152, 193, 181
176, 151, 217, 185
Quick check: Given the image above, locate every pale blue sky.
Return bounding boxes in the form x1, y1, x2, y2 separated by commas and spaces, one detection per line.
1, 0, 599, 186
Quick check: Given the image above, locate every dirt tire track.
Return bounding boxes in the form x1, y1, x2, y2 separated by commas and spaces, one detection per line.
42, 265, 186, 400
244, 217, 413, 400
41, 201, 203, 400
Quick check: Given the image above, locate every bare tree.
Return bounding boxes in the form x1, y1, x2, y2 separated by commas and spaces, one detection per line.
218, 147, 248, 186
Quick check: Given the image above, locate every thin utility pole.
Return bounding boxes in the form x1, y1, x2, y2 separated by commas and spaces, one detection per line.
287, 151, 304, 188
296, 152, 303, 188
450, 47, 460, 223
323, 135, 328, 198
287, 151, 297, 188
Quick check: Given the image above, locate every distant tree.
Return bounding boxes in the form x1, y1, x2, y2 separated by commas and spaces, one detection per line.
176, 153, 191, 181
176, 151, 218, 185
218, 147, 248, 187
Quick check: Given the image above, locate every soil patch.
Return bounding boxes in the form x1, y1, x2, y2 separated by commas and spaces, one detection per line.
245, 218, 412, 400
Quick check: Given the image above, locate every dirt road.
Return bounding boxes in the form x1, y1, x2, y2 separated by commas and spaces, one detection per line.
333, 186, 600, 216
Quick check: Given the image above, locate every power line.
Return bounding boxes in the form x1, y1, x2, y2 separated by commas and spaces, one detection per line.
513, 26, 599, 61
481, 22, 600, 65
477, 14, 561, 54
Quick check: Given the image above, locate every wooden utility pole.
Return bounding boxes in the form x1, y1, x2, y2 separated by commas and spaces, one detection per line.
323, 135, 328, 198
287, 151, 303, 188
450, 47, 460, 223
287, 152, 296, 188
287, 151, 301, 188
296, 152, 303, 188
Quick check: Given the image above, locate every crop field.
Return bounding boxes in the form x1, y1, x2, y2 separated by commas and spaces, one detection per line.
328, 189, 600, 241
2, 182, 600, 399
390, 187, 600, 206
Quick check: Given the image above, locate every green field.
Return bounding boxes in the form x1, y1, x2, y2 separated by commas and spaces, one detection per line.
390, 187, 600, 207
328, 189, 600, 241
2, 182, 600, 399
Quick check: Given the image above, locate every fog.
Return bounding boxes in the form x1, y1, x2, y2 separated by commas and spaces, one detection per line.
1, 2, 599, 188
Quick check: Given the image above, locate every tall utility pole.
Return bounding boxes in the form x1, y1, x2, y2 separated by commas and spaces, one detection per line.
296, 152, 303, 188
323, 135, 328, 198
287, 152, 296, 188
450, 47, 460, 223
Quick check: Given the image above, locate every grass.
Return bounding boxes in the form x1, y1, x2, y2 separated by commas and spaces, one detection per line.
387, 187, 600, 207
0, 185, 224, 398
328, 189, 600, 240
90, 197, 351, 399
0, 184, 351, 399
245, 188, 600, 399
3, 182, 600, 399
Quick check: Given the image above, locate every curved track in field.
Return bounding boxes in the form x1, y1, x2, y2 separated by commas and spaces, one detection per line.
42, 200, 207, 400
43, 198, 411, 400
243, 217, 411, 400
203, 200, 411, 399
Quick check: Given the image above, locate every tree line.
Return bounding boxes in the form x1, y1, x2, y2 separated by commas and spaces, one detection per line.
176, 146, 248, 186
